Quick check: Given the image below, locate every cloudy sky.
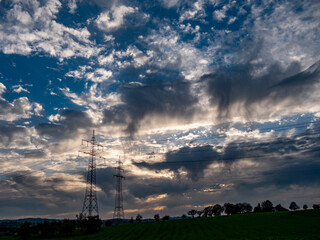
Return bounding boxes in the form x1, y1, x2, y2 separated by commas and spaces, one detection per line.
0, 0, 320, 219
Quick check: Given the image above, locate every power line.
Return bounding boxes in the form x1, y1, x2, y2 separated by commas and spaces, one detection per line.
3, 131, 319, 182
131, 148, 320, 166
88, 119, 320, 144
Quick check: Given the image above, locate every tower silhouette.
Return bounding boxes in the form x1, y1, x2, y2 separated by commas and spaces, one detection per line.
79, 130, 104, 218
113, 157, 125, 220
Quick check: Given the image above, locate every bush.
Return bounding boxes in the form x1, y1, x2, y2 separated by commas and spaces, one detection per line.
105, 220, 113, 227
313, 204, 320, 210
162, 216, 170, 221
136, 214, 143, 223
18, 222, 31, 240
289, 202, 300, 211
154, 214, 160, 222
76, 214, 101, 234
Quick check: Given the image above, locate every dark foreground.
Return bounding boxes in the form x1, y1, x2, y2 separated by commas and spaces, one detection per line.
2, 210, 319, 240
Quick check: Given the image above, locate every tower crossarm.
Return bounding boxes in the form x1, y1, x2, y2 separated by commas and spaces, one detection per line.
78, 150, 105, 159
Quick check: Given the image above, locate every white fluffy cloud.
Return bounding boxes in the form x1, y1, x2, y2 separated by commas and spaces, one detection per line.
0, 83, 42, 121
0, 0, 100, 59
0, 82, 6, 99
179, 0, 206, 22
67, 0, 78, 13
96, 5, 137, 32
145, 26, 216, 81
12, 85, 30, 94
66, 66, 113, 83
250, 1, 320, 68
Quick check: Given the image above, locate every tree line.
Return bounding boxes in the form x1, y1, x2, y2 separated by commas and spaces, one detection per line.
185, 201, 320, 218
127, 202, 320, 224
16, 214, 101, 240
8, 202, 320, 239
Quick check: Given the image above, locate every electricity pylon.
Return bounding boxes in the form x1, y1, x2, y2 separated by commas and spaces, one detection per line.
79, 130, 104, 218
113, 157, 125, 220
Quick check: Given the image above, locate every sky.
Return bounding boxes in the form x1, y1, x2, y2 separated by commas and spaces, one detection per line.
0, 0, 320, 220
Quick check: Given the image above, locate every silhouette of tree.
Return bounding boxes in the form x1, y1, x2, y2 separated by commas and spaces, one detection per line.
244, 203, 253, 213
212, 204, 224, 216
254, 203, 262, 213
313, 204, 320, 210
203, 206, 214, 217
197, 210, 203, 217
187, 210, 197, 218
236, 203, 245, 213
237, 202, 252, 213
162, 215, 170, 221
261, 200, 274, 212
105, 220, 113, 227
224, 203, 241, 214
289, 202, 300, 211
154, 214, 160, 222
76, 213, 86, 230
76, 214, 101, 234
86, 216, 102, 234
18, 221, 31, 240
129, 217, 134, 224
303, 204, 308, 210
275, 204, 289, 212
181, 214, 186, 219
136, 214, 143, 223
37, 220, 51, 238
224, 203, 234, 215
60, 219, 76, 236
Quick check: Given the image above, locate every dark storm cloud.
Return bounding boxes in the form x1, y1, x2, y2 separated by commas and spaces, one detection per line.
133, 124, 320, 186
126, 176, 190, 199
36, 109, 93, 139
95, 167, 116, 199
202, 60, 320, 119
232, 158, 320, 201
262, 162, 320, 187
23, 150, 47, 159
134, 145, 220, 181
0, 170, 86, 217
0, 124, 27, 146
270, 60, 320, 101
95, 166, 190, 202
216, 128, 320, 196
103, 77, 198, 136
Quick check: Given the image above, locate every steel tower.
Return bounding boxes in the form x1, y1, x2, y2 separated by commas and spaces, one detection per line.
113, 157, 125, 220
79, 130, 104, 217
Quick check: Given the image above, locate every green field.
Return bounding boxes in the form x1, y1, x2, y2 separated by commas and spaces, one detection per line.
2, 210, 319, 240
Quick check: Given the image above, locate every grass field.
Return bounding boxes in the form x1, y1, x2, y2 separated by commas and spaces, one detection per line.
2, 210, 319, 240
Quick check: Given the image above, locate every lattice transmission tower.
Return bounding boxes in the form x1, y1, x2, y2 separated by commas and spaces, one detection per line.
113, 157, 125, 220
79, 130, 104, 218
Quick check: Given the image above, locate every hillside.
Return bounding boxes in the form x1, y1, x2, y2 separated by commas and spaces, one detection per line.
56, 210, 319, 240
1, 210, 319, 240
